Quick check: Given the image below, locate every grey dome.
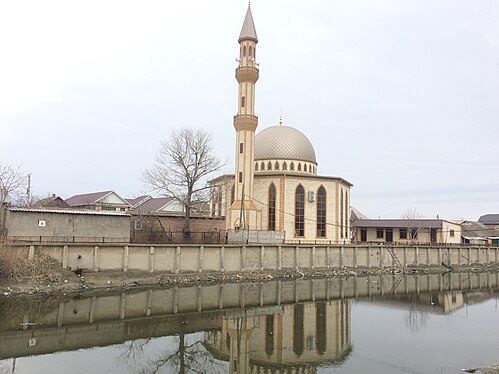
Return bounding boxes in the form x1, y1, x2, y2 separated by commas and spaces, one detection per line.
255, 125, 317, 164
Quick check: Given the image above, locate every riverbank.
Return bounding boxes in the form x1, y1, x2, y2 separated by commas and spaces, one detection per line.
2, 261, 499, 297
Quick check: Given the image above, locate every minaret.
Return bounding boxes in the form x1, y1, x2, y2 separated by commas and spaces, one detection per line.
230, 5, 259, 230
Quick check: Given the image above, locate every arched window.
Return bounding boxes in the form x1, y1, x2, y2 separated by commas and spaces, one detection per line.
345, 190, 349, 239
298, 163, 302, 171
268, 183, 276, 231
243, 45, 246, 57
293, 304, 304, 357
304, 164, 308, 172
261, 162, 265, 170
217, 187, 222, 216
317, 186, 326, 237
267, 162, 272, 170
274, 161, 279, 170
295, 185, 305, 237
340, 190, 344, 238
249, 45, 252, 57
290, 162, 295, 171
230, 185, 235, 205
282, 162, 287, 171
255, 163, 259, 171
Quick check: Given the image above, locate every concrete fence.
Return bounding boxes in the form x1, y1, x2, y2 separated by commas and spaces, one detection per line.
9, 243, 499, 273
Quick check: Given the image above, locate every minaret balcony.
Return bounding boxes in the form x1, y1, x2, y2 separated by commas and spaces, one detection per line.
233, 114, 258, 132
235, 66, 259, 84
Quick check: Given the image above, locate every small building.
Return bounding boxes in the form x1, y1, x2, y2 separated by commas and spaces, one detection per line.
65, 190, 130, 211
32, 194, 69, 209
4, 207, 130, 243
478, 214, 499, 229
461, 221, 499, 246
352, 219, 462, 244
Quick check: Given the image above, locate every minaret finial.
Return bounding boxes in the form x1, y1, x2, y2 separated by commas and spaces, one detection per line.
279, 108, 283, 126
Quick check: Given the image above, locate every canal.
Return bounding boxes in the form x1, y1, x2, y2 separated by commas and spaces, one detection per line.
1, 272, 498, 373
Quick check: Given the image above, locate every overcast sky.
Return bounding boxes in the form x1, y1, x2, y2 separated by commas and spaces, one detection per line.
0, 0, 498, 220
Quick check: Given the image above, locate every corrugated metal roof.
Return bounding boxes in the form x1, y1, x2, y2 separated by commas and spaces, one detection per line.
352, 219, 444, 229
65, 191, 113, 206
8, 207, 130, 216
462, 221, 499, 239
478, 214, 499, 225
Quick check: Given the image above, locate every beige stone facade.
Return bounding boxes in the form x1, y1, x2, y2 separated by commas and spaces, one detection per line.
210, 6, 352, 244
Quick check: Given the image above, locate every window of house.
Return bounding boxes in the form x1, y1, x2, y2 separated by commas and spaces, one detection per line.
268, 183, 276, 231
400, 228, 407, 239
360, 229, 367, 242
340, 191, 344, 238
316, 186, 326, 237
134, 220, 143, 231
411, 229, 418, 240
376, 229, 384, 239
450, 229, 455, 237
295, 185, 305, 237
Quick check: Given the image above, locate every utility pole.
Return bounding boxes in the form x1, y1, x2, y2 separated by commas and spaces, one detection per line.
26, 174, 31, 207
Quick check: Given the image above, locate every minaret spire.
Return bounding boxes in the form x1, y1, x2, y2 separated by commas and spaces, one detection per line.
229, 5, 260, 230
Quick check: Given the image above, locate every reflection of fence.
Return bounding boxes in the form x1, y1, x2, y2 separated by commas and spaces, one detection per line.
7, 236, 130, 244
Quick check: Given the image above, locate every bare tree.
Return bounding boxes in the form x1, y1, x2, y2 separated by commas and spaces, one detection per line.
143, 128, 225, 236
0, 163, 27, 236
402, 207, 422, 243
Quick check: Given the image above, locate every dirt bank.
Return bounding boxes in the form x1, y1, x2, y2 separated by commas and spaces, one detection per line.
2, 261, 498, 298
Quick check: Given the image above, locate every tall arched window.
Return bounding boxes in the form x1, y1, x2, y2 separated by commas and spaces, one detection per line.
316, 302, 327, 355
282, 162, 287, 171
274, 161, 279, 170
217, 187, 222, 216
290, 162, 295, 171
317, 186, 326, 237
304, 164, 308, 172
211, 191, 217, 216
295, 185, 305, 237
268, 183, 276, 231
261, 162, 265, 170
340, 190, 344, 238
345, 190, 349, 239
298, 163, 302, 171
249, 45, 252, 57
255, 163, 259, 171
243, 45, 246, 57
230, 185, 235, 205
293, 304, 304, 357
267, 162, 272, 170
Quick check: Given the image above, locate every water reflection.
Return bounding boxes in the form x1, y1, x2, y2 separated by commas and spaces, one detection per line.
0, 272, 498, 373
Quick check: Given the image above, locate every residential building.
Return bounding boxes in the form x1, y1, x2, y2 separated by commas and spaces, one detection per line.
65, 190, 130, 211
352, 219, 462, 244
461, 221, 499, 246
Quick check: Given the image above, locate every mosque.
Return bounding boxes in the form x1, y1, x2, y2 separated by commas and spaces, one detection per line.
210, 5, 352, 244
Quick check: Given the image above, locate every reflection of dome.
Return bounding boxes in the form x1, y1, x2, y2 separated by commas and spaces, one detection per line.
255, 126, 317, 164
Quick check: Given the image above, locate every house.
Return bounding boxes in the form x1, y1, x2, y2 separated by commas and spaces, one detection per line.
32, 194, 70, 209
129, 197, 224, 244
65, 190, 130, 211
3, 207, 130, 243
478, 214, 499, 229
351, 219, 462, 244
461, 221, 499, 246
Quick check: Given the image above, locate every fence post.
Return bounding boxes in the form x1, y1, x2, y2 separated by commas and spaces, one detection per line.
326, 246, 330, 269
93, 246, 99, 272
294, 246, 299, 271
278, 245, 282, 270
220, 246, 225, 272
353, 246, 358, 269
241, 246, 246, 271
340, 246, 344, 268
260, 245, 265, 271
123, 245, 129, 272
198, 245, 204, 273
28, 245, 35, 261
149, 246, 154, 273
311, 246, 316, 269
62, 245, 69, 269
175, 246, 180, 274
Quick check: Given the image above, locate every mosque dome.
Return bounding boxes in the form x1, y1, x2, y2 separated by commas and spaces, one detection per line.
255, 125, 317, 164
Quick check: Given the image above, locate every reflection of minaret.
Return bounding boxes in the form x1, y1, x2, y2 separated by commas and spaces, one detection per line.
230, 5, 259, 230
204, 300, 352, 374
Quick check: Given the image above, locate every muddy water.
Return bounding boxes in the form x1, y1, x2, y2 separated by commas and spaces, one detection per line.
1, 273, 499, 373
